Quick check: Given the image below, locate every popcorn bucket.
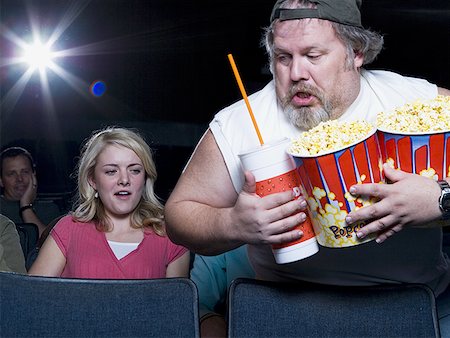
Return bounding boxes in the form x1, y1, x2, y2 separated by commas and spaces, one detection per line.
288, 130, 384, 248
377, 130, 450, 180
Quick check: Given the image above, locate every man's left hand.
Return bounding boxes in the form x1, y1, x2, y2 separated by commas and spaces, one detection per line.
345, 164, 443, 243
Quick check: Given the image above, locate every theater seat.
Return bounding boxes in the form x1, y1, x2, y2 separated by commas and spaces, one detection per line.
227, 278, 440, 338
0, 272, 200, 337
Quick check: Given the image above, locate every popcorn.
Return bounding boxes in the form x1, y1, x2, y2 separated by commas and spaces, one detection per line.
377, 95, 450, 181
289, 120, 375, 156
307, 185, 379, 247
377, 95, 450, 133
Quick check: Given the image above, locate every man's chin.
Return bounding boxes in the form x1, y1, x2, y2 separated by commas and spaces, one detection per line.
292, 119, 322, 130
286, 107, 330, 130
12, 191, 25, 200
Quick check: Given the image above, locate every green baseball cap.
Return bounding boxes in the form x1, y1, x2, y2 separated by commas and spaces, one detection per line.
270, 0, 363, 28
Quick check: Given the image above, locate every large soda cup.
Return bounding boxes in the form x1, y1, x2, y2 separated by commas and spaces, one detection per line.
239, 138, 319, 264
289, 130, 384, 248
377, 130, 450, 180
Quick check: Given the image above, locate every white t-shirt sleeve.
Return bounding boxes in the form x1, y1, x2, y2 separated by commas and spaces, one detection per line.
210, 119, 245, 193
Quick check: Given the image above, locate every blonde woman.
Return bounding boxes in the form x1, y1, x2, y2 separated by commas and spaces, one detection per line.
29, 127, 189, 278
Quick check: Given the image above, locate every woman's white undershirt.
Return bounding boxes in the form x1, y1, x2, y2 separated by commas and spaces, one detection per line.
108, 240, 139, 260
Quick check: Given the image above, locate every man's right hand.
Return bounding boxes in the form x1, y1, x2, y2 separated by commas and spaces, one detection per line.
229, 171, 306, 246
20, 172, 37, 206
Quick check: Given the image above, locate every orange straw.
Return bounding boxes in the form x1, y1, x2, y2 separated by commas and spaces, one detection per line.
227, 53, 264, 146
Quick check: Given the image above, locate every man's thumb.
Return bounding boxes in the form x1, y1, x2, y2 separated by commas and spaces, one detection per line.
242, 171, 256, 194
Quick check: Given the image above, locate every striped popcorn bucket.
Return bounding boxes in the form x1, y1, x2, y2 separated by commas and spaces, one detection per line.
288, 129, 384, 248
377, 130, 450, 180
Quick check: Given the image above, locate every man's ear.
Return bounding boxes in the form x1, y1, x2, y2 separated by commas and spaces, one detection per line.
354, 51, 364, 68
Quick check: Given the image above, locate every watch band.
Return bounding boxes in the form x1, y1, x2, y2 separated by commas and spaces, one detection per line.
437, 180, 450, 220
19, 203, 34, 214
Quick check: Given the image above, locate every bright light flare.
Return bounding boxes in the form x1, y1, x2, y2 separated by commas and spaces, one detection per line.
22, 40, 55, 71
1, 0, 92, 116
1, 0, 135, 118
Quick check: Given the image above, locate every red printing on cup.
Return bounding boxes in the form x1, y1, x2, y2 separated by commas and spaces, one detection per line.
255, 169, 315, 249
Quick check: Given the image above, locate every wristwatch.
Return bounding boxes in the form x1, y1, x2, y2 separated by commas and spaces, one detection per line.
438, 180, 450, 220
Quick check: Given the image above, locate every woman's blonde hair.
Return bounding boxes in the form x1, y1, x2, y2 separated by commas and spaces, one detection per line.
72, 127, 165, 235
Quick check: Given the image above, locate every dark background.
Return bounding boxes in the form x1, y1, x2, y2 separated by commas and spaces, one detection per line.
1, 0, 449, 203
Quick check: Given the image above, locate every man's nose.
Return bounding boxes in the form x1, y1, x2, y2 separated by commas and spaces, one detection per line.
290, 57, 310, 83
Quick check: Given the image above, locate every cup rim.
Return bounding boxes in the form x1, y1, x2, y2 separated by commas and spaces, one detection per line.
238, 137, 290, 158
287, 127, 377, 158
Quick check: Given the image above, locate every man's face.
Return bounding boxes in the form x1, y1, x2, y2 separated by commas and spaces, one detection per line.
0, 155, 34, 201
272, 19, 363, 130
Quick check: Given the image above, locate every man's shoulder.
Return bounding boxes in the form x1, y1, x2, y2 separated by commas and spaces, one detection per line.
362, 69, 436, 91
0, 214, 15, 231
211, 80, 280, 136
362, 69, 404, 80
361, 69, 437, 102
0, 197, 20, 223
0, 195, 15, 206
215, 81, 276, 117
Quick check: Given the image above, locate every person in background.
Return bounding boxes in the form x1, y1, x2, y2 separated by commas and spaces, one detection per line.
190, 246, 255, 338
0, 147, 61, 237
29, 127, 189, 278
164, 0, 450, 334
0, 214, 26, 273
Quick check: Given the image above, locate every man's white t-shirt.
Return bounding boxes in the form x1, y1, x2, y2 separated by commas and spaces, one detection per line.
209, 69, 450, 295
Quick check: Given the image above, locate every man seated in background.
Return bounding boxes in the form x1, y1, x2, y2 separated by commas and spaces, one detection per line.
0, 214, 26, 273
0, 147, 62, 237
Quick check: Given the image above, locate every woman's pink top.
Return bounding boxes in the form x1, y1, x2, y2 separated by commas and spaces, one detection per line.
51, 215, 188, 279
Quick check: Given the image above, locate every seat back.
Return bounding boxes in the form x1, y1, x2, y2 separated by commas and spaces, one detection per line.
15, 223, 39, 269
228, 278, 440, 338
0, 272, 200, 338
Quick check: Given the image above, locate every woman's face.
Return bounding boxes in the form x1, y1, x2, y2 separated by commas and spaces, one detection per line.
89, 144, 145, 221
